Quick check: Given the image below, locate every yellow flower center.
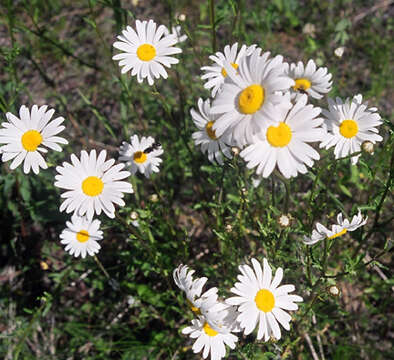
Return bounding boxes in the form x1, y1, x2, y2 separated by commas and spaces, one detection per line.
82, 176, 104, 197
293, 78, 311, 91
255, 289, 275, 313
266, 123, 292, 147
238, 84, 265, 114
339, 120, 359, 138
133, 151, 147, 164
136, 43, 156, 61
186, 300, 201, 315
205, 121, 217, 140
203, 322, 218, 337
21, 130, 43, 151
76, 230, 90, 243
221, 62, 239, 77
328, 228, 347, 240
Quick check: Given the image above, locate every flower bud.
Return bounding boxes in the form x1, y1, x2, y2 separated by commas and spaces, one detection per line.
130, 211, 138, 220
361, 141, 374, 154
231, 147, 240, 156
149, 194, 159, 202
278, 214, 291, 228
328, 285, 340, 297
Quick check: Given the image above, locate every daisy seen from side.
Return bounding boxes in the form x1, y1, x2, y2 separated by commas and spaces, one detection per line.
0, 105, 68, 174
285, 59, 332, 99
227, 258, 303, 341
55, 149, 133, 220
173, 264, 218, 316
240, 94, 325, 178
211, 48, 295, 147
113, 19, 182, 85
60, 214, 103, 258
320, 94, 383, 165
119, 135, 163, 178
164, 25, 187, 43
191, 98, 232, 165
201, 43, 257, 97
303, 209, 368, 245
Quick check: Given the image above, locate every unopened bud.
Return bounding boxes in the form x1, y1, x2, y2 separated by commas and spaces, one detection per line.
130, 211, 138, 220
149, 194, 159, 202
225, 224, 233, 233
178, 14, 186, 21
231, 147, 240, 156
334, 46, 345, 58
278, 214, 291, 228
40, 261, 49, 270
328, 285, 340, 297
361, 141, 374, 154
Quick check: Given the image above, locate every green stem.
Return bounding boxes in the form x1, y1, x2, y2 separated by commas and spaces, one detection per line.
94, 255, 110, 279
209, 0, 217, 53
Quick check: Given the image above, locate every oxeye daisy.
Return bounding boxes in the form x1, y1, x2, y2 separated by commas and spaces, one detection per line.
227, 258, 303, 341
303, 209, 367, 245
191, 98, 232, 165
60, 214, 103, 258
119, 135, 163, 178
182, 314, 238, 360
164, 25, 187, 43
211, 48, 295, 147
173, 264, 218, 315
320, 94, 383, 165
112, 19, 182, 85
240, 94, 325, 178
201, 43, 257, 97
0, 105, 68, 174
54, 149, 133, 220
285, 59, 332, 99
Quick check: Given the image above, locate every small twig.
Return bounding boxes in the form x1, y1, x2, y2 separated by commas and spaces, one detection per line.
353, 0, 393, 24
313, 314, 325, 360
304, 333, 320, 360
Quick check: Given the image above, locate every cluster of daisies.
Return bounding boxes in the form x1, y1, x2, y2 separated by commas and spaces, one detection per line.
0, 105, 164, 258
174, 258, 303, 360
190, 43, 383, 178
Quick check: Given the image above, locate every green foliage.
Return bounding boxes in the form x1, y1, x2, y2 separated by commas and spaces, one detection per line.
0, 0, 393, 359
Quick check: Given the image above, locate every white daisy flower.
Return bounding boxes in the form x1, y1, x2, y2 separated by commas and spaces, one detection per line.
191, 98, 232, 165
119, 135, 163, 178
112, 19, 182, 85
211, 47, 295, 147
182, 315, 238, 360
240, 94, 325, 178
201, 43, 257, 97
227, 258, 303, 341
303, 210, 368, 245
285, 59, 332, 99
173, 264, 218, 315
60, 214, 103, 258
164, 25, 187, 43
55, 149, 133, 220
0, 105, 68, 174
320, 94, 383, 165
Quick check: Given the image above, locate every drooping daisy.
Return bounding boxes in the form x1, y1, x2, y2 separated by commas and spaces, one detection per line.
211, 48, 295, 147
164, 25, 187, 43
285, 59, 332, 99
112, 20, 182, 85
320, 94, 383, 165
191, 98, 232, 165
173, 264, 218, 315
0, 105, 68, 174
303, 209, 367, 245
182, 315, 238, 360
240, 94, 325, 178
201, 43, 257, 97
227, 258, 303, 341
119, 135, 163, 178
55, 149, 133, 220
60, 214, 103, 258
